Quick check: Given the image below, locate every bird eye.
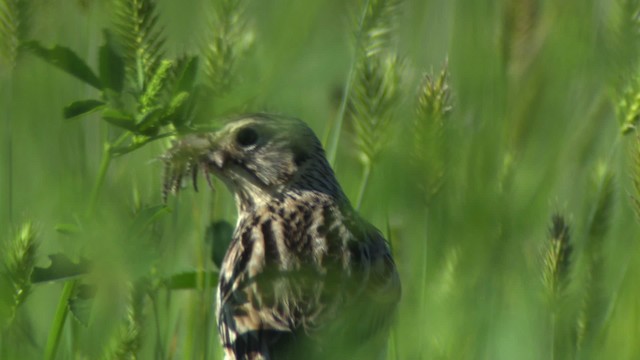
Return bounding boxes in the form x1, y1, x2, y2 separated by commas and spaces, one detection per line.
236, 127, 259, 148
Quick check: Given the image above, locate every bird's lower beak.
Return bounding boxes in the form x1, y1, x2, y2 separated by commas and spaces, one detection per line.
200, 130, 227, 170
207, 148, 226, 170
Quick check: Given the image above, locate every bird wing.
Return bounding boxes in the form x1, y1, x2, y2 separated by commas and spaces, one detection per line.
216, 207, 400, 359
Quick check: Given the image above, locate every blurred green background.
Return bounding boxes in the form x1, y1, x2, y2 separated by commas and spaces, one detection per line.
2, 0, 640, 359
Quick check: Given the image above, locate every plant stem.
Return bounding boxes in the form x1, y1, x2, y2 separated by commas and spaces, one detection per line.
87, 133, 130, 215
87, 143, 112, 216
150, 291, 166, 360
419, 207, 428, 358
4, 75, 14, 226
326, 65, 354, 165
355, 162, 372, 210
550, 311, 556, 360
44, 280, 77, 360
325, 0, 371, 165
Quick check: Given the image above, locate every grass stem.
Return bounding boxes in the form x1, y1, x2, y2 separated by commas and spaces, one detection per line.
4, 76, 13, 226
87, 133, 130, 215
326, 0, 371, 165
44, 280, 77, 360
151, 292, 166, 360
355, 161, 372, 210
326, 65, 355, 165
87, 143, 112, 216
419, 208, 428, 357
550, 311, 556, 360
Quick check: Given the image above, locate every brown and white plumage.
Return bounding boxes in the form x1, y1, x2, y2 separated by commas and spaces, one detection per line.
165, 114, 400, 359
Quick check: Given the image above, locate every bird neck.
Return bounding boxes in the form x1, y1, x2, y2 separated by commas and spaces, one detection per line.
233, 181, 352, 216
232, 155, 351, 214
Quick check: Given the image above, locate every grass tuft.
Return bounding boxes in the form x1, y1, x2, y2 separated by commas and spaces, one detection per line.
413, 63, 451, 202
111, 0, 166, 92
326, 0, 402, 165
541, 214, 572, 302
2, 222, 38, 319
140, 59, 173, 114
617, 75, 640, 135
350, 53, 402, 165
202, 0, 253, 96
355, 0, 402, 58
614, 0, 640, 134
344, 0, 404, 208
105, 281, 148, 360
0, 0, 29, 71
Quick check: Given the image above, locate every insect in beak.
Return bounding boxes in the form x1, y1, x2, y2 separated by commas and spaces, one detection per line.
161, 133, 219, 203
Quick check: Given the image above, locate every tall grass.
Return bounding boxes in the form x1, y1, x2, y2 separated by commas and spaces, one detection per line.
2, 0, 640, 359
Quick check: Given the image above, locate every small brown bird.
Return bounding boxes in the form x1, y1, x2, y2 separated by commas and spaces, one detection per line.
163, 114, 400, 359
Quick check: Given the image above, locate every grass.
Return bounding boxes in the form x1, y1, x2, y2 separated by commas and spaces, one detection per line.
3, 0, 640, 359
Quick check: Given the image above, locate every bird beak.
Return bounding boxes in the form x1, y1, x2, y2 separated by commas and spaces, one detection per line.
202, 131, 226, 171
207, 148, 225, 169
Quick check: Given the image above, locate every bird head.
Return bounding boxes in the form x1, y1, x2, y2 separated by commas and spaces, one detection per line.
164, 114, 347, 210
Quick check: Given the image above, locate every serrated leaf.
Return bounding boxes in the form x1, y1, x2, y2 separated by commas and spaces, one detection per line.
101, 107, 136, 131
99, 30, 125, 92
163, 271, 219, 290
63, 99, 105, 119
68, 284, 95, 327
206, 221, 233, 269
31, 254, 90, 284
128, 204, 170, 238
23, 41, 102, 90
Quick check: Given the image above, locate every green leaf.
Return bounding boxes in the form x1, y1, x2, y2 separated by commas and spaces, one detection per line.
174, 56, 198, 93
68, 284, 95, 327
63, 99, 105, 119
136, 106, 163, 134
101, 107, 136, 131
54, 223, 82, 236
206, 220, 233, 269
128, 204, 170, 238
23, 41, 102, 90
160, 91, 190, 126
98, 30, 125, 92
110, 141, 147, 157
31, 254, 90, 284
163, 271, 219, 290
110, 132, 174, 157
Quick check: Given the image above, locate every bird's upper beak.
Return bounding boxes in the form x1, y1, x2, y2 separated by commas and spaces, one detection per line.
201, 131, 228, 172
206, 143, 226, 170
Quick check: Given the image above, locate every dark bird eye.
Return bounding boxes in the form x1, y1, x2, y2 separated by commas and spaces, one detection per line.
236, 127, 259, 147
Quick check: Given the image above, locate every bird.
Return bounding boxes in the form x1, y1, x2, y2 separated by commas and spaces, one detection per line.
163, 113, 400, 359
